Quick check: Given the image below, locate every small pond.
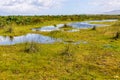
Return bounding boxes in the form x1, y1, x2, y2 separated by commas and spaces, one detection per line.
68, 22, 96, 29
85, 19, 118, 22
0, 33, 88, 45
0, 19, 118, 45
32, 24, 64, 32
33, 19, 117, 32
0, 34, 59, 45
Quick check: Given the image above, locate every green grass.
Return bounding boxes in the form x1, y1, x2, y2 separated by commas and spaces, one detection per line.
0, 20, 120, 80
0, 20, 72, 36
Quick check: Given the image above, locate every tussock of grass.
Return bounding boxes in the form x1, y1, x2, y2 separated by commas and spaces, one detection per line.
91, 26, 96, 30
5, 26, 14, 33
24, 42, 39, 53
112, 32, 120, 40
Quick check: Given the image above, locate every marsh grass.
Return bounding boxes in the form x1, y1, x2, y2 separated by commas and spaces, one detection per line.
60, 45, 72, 56
0, 23, 5, 29
53, 24, 57, 27
5, 26, 14, 33
0, 18, 120, 79
59, 44, 76, 63
60, 24, 72, 29
112, 21, 120, 26
113, 32, 120, 40
24, 42, 39, 53
91, 26, 96, 30
0, 21, 71, 36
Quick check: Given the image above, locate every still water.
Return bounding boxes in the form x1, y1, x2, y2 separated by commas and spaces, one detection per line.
32, 19, 117, 32
0, 34, 58, 45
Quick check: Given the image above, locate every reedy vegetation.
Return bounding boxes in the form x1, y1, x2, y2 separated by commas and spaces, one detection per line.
0, 15, 120, 80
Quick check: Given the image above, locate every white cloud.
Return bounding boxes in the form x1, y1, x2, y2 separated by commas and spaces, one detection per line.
0, 0, 66, 15
91, 0, 120, 11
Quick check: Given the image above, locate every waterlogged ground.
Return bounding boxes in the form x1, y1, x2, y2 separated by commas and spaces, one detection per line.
32, 19, 112, 32
0, 19, 120, 80
0, 19, 113, 45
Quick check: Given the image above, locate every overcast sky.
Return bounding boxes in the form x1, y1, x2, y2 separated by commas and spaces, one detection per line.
0, 0, 120, 15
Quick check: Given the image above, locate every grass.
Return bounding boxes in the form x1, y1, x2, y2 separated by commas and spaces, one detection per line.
0, 20, 73, 36
0, 20, 120, 80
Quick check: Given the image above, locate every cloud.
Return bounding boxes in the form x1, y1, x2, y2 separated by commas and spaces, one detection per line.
0, 0, 66, 15
91, 0, 120, 11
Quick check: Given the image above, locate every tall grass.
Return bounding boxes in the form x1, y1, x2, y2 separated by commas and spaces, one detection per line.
113, 32, 120, 40
5, 26, 13, 33
91, 26, 96, 30
24, 42, 39, 53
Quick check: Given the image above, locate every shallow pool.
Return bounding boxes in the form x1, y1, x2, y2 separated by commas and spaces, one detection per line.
0, 34, 59, 45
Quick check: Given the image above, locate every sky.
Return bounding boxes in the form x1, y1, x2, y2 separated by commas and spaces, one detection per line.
0, 0, 120, 15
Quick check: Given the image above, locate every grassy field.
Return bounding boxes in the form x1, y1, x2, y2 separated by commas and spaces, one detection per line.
0, 17, 120, 80
0, 20, 72, 36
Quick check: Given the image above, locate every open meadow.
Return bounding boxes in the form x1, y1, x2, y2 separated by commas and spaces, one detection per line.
0, 15, 120, 80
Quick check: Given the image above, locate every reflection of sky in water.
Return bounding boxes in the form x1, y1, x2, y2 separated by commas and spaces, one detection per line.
0, 19, 117, 45
68, 22, 95, 29
0, 33, 88, 45
33, 19, 117, 32
85, 19, 118, 22
32, 24, 64, 32
0, 34, 57, 45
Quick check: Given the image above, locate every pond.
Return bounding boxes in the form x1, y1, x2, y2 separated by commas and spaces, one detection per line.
85, 19, 118, 22
32, 24, 64, 32
68, 22, 96, 29
32, 22, 97, 32
0, 19, 117, 45
0, 34, 59, 45
0, 33, 88, 45
33, 19, 117, 32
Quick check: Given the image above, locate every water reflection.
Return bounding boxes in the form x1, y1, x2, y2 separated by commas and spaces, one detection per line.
0, 33, 88, 45
32, 24, 64, 32
86, 19, 118, 22
0, 34, 58, 45
33, 19, 117, 32
68, 22, 96, 29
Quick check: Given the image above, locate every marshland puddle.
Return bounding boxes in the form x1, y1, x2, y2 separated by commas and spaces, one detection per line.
0, 34, 58, 45
0, 33, 87, 45
0, 19, 118, 45
85, 19, 118, 22
32, 24, 64, 32
32, 23, 97, 32
32, 19, 117, 32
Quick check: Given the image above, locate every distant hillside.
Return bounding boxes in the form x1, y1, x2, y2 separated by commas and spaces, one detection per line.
104, 10, 120, 14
